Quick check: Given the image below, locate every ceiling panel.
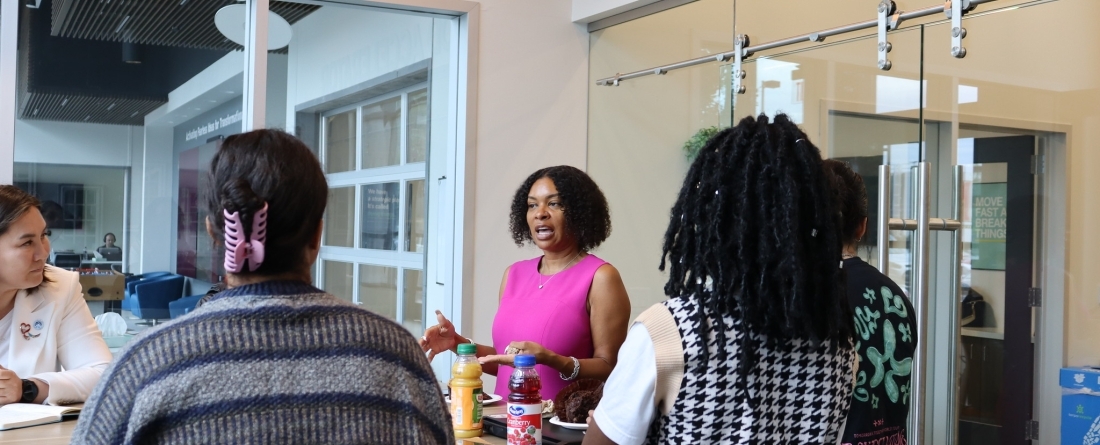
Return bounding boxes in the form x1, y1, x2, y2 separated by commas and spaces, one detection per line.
51, 0, 319, 52
19, 93, 163, 126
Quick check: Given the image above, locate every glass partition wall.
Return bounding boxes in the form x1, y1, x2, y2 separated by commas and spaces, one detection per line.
268, 2, 461, 340
0, 0, 472, 380
588, 0, 734, 321
589, 0, 1098, 444
11, 0, 247, 285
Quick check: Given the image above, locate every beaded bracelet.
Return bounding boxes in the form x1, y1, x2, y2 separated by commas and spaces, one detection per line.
559, 356, 580, 381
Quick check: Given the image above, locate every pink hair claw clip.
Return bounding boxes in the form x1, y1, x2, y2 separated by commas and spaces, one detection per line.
223, 203, 268, 273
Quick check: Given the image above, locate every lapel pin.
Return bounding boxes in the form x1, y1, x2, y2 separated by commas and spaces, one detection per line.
19, 323, 40, 340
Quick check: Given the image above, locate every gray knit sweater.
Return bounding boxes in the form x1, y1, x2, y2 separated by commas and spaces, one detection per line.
71, 280, 454, 445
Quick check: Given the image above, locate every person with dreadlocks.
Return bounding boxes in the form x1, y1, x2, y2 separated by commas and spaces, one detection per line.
824, 159, 917, 445
584, 114, 857, 444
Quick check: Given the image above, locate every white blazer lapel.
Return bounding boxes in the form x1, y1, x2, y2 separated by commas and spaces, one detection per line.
9, 289, 52, 377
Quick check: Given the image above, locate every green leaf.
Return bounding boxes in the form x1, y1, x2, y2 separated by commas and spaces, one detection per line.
683, 126, 721, 161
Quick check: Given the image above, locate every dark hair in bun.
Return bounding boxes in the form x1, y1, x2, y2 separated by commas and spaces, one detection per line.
205, 129, 328, 276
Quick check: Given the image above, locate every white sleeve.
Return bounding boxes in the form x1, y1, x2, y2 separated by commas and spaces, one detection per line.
31, 274, 111, 405
592, 323, 658, 445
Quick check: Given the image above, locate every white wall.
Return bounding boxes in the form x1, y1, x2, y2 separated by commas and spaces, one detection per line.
465, 0, 590, 388
285, 6, 433, 125
128, 129, 144, 273
14, 120, 135, 166
138, 125, 174, 273
265, 54, 288, 131
572, 0, 662, 23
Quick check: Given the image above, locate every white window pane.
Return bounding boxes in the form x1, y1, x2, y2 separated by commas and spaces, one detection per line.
359, 264, 397, 320
360, 182, 399, 250
325, 186, 355, 247
403, 269, 424, 333
405, 180, 426, 253
407, 88, 428, 163
324, 110, 356, 173
361, 97, 401, 169
323, 260, 354, 303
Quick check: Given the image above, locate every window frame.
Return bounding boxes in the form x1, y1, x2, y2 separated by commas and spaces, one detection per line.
316, 83, 429, 332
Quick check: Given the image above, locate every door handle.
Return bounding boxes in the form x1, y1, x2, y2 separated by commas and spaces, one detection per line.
912, 162, 931, 445
877, 163, 966, 445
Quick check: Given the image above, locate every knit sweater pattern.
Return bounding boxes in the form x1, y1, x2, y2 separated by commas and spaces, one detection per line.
71, 280, 454, 445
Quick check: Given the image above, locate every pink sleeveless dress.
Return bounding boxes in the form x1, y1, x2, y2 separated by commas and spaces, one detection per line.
491, 254, 607, 400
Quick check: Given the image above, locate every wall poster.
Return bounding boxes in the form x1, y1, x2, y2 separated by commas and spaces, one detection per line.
970, 182, 1007, 271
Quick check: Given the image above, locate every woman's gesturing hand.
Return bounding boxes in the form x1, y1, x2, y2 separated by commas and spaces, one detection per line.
478, 341, 557, 368
419, 310, 458, 361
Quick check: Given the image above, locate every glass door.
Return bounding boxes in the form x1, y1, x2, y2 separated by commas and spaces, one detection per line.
734, 25, 928, 444
919, 0, 1082, 439
734, 3, 1057, 444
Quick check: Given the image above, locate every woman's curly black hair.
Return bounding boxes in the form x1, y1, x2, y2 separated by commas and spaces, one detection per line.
660, 114, 854, 386
509, 165, 611, 251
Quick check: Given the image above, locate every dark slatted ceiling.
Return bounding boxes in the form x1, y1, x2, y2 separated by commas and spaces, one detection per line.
19, 93, 163, 126
52, 0, 319, 51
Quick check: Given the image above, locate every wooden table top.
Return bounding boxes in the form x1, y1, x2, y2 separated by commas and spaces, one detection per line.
0, 404, 513, 444
0, 420, 76, 445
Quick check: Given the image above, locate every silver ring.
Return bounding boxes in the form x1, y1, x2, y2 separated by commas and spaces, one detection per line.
506, 346, 520, 355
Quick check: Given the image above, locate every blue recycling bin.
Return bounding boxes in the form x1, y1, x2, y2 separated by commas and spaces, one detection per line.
1060, 367, 1100, 444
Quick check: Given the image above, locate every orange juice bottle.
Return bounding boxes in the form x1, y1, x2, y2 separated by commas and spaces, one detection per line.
451, 343, 483, 438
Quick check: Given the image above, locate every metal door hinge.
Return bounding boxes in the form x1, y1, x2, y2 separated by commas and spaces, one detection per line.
1031, 154, 1045, 174
1025, 419, 1039, 440
1028, 288, 1042, 307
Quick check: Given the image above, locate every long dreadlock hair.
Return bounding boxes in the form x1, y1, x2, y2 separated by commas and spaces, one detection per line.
659, 114, 854, 375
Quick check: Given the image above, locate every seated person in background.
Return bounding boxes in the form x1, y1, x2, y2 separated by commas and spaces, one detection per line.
95, 233, 122, 261
824, 159, 917, 444
72, 130, 452, 445
0, 185, 111, 406
585, 115, 857, 444
420, 165, 631, 401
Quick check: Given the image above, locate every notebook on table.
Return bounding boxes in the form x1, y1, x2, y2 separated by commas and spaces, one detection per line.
483, 415, 585, 445
0, 403, 81, 430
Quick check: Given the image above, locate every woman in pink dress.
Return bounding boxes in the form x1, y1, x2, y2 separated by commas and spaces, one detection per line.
420, 165, 631, 400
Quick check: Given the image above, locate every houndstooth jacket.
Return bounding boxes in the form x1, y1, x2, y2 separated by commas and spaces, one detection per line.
643, 296, 856, 444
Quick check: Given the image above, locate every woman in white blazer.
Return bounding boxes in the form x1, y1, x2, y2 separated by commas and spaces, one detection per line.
0, 185, 111, 405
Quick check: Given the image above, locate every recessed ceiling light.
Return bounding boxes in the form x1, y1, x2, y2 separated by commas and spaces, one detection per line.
84, 116, 91, 121
107, 103, 117, 111
131, 111, 140, 117
32, 109, 38, 115
60, 98, 68, 106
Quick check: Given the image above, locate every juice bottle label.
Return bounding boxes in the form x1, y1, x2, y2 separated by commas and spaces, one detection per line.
506, 403, 542, 445
450, 386, 483, 430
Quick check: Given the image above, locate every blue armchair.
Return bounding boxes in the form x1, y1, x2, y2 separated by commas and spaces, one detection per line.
132, 275, 185, 323
169, 294, 204, 319
123, 272, 174, 311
